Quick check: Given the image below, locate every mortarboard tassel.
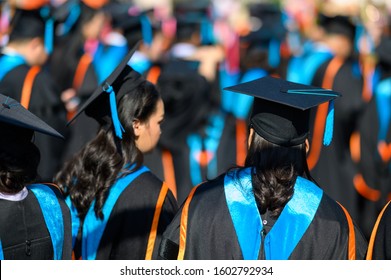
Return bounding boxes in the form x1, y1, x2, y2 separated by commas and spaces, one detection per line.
268, 39, 281, 69
104, 84, 125, 139
323, 100, 334, 146
140, 14, 153, 46
40, 6, 54, 54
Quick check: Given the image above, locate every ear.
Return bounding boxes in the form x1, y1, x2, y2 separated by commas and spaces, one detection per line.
29, 37, 43, 50
305, 139, 310, 154
133, 119, 143, 137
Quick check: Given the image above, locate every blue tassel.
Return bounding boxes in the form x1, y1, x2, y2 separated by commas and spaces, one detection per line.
268, 39, 281, 69
323, 100, 334, 146
40, 7, 54, 54
104, 84, 125, 139
140, 14, 153, 46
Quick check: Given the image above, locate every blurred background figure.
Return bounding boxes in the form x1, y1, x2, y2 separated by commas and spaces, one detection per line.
353, 9, 391, 239
0, 0, 67, 182
143, 0, 241, 205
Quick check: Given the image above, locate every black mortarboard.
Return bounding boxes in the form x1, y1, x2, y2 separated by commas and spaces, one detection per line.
9, 7, 55, 54
104, 3, 153, 46
224, 76, 341, 147
68, 42, 145, 139
318, 14, 356, 42
0, 93, 63, 143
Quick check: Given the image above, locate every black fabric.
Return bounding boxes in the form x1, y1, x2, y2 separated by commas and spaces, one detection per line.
159, 174, 368, 260
0, 185, 72, 260
156, 59, 211, 150
370, 202, 391, 259
144, 111, 239, 205
158, 238, 179, 260
0, 61, 68, 181
72, 171, 178, 260
309, 57, 369, 237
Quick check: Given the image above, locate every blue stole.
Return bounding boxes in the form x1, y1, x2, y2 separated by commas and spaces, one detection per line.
187, 112, 225, 186
375, 77, 391, 141
0, 240, 3, 260
0, 54, 26, 80
93, 43, 128, 83
224, 168, 323, 260
66, 166, 149, 260
28, 184, 64, 260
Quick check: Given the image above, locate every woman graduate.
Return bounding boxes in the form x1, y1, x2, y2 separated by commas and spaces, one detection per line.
54, 43, 178, 260
0, 94, 71, 260
158, 76, 368, 260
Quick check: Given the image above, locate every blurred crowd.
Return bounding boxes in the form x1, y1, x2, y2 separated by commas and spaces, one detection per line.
1, 0, 391, 241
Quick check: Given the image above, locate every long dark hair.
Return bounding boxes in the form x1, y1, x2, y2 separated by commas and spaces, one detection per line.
244, 131, 312, 218
0, 140, 40, 194
55, 81, 161, 220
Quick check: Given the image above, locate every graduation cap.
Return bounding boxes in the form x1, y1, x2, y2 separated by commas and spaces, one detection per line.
104, 3, 153, 46
173, 1, 214, 45
68, 42, 145, 139
9, 6, 55, 54
224, 76, 341, 147
0, 93, 63, 143
318, 14, 356, 42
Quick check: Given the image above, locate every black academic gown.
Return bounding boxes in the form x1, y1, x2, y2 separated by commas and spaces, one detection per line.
72, 171, 178, 260
354, 93, 391, 239
0, 185, 72, 260
367, 201, 391, 260
308, 57, 366, 234
144, 111, 242, 205
50, 34, 100, 163
159, 173, 368, 260
0, 60, 68, 181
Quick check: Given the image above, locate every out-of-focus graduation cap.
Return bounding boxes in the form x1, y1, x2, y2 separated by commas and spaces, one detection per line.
9, 4, 55, 54
0, 93, 63, 143
173, 0, 214, 45
104, 3, 153, 46
318, 14, 356, 42
224, 76, 341, 147
242, 2, 286, 68
68, 42, 145, 139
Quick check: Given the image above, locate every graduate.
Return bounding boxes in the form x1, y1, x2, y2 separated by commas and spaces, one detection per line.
366, 200, 391, 260
0, 4, 67, 182
306, 14, 368, 236
158, 76, 368, 260
0, 93, 72, 260
54, 43, 178, 260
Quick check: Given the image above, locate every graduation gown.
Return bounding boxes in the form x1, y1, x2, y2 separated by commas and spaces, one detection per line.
0, 184, 72, 260
308, 57, 367, 235
0, 57, 68, 181
69, 168, 178, 260
159, 168, 368, 260
144, 110, 245, 205
367, 201, 391, 260
353, 77, 391, 239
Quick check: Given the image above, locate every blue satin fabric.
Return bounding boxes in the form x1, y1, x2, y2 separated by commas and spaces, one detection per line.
375, 77, 391, 141
69, 166, 149, 260
187, 112, 225, 186
0, 240, 3, 260
28, 184, 64, 260
224, 168, 323, 259
0, 54, 26, 80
